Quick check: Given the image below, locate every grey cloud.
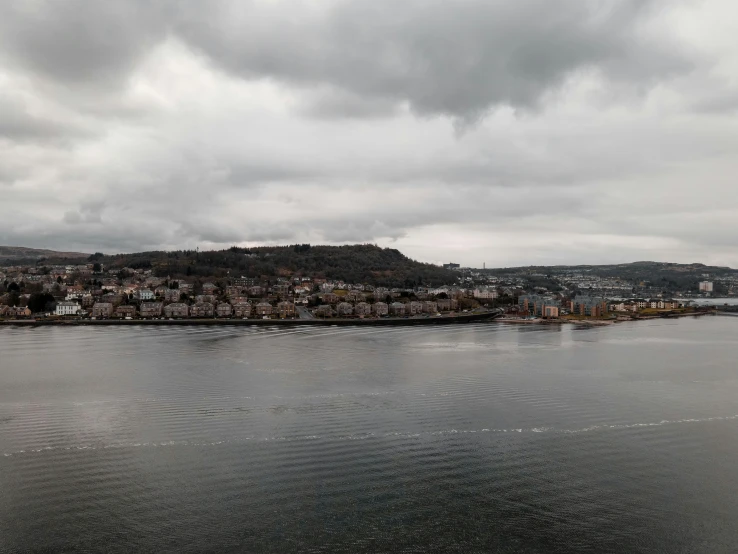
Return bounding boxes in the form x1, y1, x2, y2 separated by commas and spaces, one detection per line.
0, 2, 173, 87
177, 0, 693, 121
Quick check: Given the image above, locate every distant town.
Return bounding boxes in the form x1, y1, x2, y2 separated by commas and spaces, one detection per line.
0, 250, 733, 322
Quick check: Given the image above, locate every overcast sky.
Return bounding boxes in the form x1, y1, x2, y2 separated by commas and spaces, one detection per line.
1, 0, 736, 267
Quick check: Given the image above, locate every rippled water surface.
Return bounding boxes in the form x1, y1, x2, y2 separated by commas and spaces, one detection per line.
2, 317, 738, 552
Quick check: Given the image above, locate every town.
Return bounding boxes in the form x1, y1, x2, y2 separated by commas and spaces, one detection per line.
0, 252, 733, 322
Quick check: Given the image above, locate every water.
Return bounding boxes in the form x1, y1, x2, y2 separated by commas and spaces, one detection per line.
1, 317, 738, 552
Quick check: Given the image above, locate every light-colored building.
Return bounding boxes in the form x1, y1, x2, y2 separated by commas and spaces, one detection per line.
519, 295, 560, 318
354, 302, 372, 316
137, 289, 155, 301
473, 287, 498, 300
346, 290, 365, 303
190, 302, 214, 318
216, 303, 233, 318
336, 302, 354, 316
699, 281, 713, 293
140, 302, 164, 318
405, 301, 423, 316
390, 302, 406, 316
91, 302, 114, 318
372, 302, 389, 316
55, 301, 81, 316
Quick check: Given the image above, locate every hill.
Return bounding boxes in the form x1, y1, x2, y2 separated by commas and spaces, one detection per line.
96, 244, 457, 287
0, 246, 89, 264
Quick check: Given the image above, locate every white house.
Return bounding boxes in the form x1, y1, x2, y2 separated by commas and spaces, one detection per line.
55, 301, 81, 316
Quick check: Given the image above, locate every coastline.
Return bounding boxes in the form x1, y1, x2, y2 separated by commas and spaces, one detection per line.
496, 310, 717, 326
0, 310, 502, 327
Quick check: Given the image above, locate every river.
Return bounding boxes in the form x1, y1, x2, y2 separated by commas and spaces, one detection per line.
1, 317, 738, 552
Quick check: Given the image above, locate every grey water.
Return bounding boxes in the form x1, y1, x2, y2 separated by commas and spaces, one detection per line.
1, 317, 738, 553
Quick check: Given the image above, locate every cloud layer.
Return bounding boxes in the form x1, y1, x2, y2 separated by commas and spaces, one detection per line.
1, 0, 736, 266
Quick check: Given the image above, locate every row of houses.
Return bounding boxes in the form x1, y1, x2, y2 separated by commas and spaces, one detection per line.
313, 299, 454, 318
66, 300, 300, 319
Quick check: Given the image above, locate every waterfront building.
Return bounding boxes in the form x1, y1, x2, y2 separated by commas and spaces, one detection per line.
519, 295, 560, 318
55, 301, 80, 316
277, 301, 296, 318
390, 302, 406, 316
372, 302, 389, 316
314, 305, 334, 318
190, 302, 214, 318
336, 302, 354, 316
570, 296, 608, 317
254, 302, 273, 317
233, 302, 252, 318
216, 303, 233, 318
422, 301, 438, 314
405, 301, 423, 316
140, 302, 164, 318
115, 305, 137, 318
354, 302, 372, 316
91, 302, 114, 318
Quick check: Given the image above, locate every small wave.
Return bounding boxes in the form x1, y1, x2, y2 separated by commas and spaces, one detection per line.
4, 414, 736, 458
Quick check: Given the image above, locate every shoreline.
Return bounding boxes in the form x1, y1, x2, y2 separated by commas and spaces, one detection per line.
496, 310, 716, 326
0, 310, 502, 327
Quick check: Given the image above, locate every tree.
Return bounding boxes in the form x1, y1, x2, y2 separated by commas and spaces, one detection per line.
28, 293, 55, 313
92, 263, 102, 273
7, 291, 20, 307
7, 282, 20, 293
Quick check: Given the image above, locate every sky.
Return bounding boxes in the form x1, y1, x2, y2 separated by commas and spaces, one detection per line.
1, 0, 737, 268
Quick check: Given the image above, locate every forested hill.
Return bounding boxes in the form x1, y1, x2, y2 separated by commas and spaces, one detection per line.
94, 245, 457, 287
0, 246, 89, 263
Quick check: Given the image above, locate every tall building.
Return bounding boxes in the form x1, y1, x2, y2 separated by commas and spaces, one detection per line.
699, 281, 713, 293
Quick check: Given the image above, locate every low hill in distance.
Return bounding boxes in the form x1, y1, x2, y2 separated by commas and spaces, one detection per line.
0, 246, 89, 264
96, 244, 457, 287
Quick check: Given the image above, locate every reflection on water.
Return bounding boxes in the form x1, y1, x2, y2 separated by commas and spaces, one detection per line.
2, 317, 738, 552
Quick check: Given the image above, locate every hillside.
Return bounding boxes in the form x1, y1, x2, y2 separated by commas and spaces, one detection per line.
96, 244, 458, 287
0, 246, 89, 263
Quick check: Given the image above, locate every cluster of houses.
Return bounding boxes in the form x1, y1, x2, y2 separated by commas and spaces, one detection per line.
518, 294, 686, 319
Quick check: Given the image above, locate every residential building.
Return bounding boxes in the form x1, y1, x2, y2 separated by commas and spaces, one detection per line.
190, 302, 214, 318
372, 302, 389, 316
216, 303, 233, 318
519, 295, 560, 318
321, 292, 339, 304
336, 302, 354, 316
161, 302, 187, 318
422, 301, 438, 314
390, 302, 406, 316
314, 305, 334, 318
137, 289, 155, 301
437, 298, 459, 312
140, 302, 164, 318
92, 302, 114, 318
233, 302, 252, 318
195, 294, 216, 304
570, 296, 608, 317
699, 281, 714, 293
354, 302, 372, 316
254, 302, 273, 317
115, 305, 137, 318
346, 290, 365, 303
202, 283, 218, 294
164, 289, 181, 303
7, 306, 31, 318
54, 301, 80, 316
277, 301, 296, 319
473, 287, 498, 300
405, 301, 423, 315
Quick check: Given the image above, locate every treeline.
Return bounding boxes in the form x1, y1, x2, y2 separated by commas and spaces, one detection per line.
94, 244, 457, 287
